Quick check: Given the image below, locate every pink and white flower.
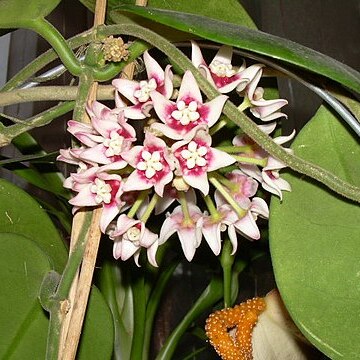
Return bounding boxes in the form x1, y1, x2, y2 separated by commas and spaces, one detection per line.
67, 102, 136, 168
155, 184, 196, 215
234, 197, 269, 240
249, 87, 288, 122
159, 204, 203, 261
215, 169, 258, 210
238, 131, 295, 199
240, 68, 288, 122
172, 127, 236, 195
150, 70, 227, 139
110, 214, 159, 267
191, 41, 264, 94
66, 168, 125, 232
112, 51, 173, 118
202, 204, 239, 255
121, 132, 175, 196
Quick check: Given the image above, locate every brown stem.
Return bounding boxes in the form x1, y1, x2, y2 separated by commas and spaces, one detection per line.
58, 1, 107, 359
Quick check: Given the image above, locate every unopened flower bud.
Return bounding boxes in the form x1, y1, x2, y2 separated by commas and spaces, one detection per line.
172, 176, 190, 191
102, 36, 129, 63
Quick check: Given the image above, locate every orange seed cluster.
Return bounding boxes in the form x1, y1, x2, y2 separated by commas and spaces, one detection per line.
205, 297, 266, 360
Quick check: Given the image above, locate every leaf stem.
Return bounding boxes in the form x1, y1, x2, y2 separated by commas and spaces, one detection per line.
130, 271, 147, 360
220, 239, 235, 308
0, 101, 75, 147
26, 18, 83, 76
155, 277, 223, 360
142, 260, 179, 360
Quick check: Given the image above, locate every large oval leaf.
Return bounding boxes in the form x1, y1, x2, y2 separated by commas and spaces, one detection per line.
80, 0, 256, 29
269, 106, 360, 358
0, 179, 68, 271
0, 0, 61, 28
0, 233, 52, 358
113, 6, 360, 94
0, 233, 113, 359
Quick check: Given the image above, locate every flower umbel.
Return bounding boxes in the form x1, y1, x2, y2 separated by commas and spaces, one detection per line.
58, 44, 292, 266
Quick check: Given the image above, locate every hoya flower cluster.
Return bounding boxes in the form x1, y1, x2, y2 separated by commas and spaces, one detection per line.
58, 42, 292, 267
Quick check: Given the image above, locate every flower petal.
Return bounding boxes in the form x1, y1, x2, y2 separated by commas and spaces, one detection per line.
202, 95, 228, 127
207, 148, 236, 172
178, 70, 202, 103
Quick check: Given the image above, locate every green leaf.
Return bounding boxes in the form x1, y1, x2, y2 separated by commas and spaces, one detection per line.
11, 132, 69, 198
97, 261, 134, 360
113, 6, 360, 94
269, 105, 360, 359
0, 233, 113, 359
0, 233, 53, 359
80, 0, 256, 29
0, 151, 58, 166
0, 0, 61, 28
0, 178, 68, 271
78, 286, 114, 360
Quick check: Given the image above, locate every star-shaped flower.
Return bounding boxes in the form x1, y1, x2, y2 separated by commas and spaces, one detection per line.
121, 132, 175, 196
150, 70, 228, 140
67, 102, 136, 169
191, 41, 263, 94
66, 167, 125, 232
172, 127, 236, 195
110, 214, 159, 267
112, 50, 173, 118
159, 203, 203, 261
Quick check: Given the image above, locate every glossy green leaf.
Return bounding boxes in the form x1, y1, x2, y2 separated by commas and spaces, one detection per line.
81, 0, 256, 29
0, 178, 68, 271
269, 106, 360, 359
114, 6, 360, 94
0, 151, 58, 166
0, 233, 113, 359
11, 132, 70, 198
0, 0, 61, 28
0, 233, 53, 359
98, 261, 134, 360
78, 286, 114, 360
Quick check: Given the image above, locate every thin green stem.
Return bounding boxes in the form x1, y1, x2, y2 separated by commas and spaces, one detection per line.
215, 145, 252, 153
220, 239, 235, 308
209, 116, 228, 135
1, 101, 75, 147
232, 155, 267, 167
213, 172, 237, 192
0, 85, 114, 107
155, 276, 223, 360
102, 23, 360, 202
209, 176, 246, 218
140, 193, 159, 223
178, 191, 192, 224
237, 96, 251, 112
26, 18, 82, 76
203, 195, 220, 220
127, 190, 149, 219
130, 271, 147, 360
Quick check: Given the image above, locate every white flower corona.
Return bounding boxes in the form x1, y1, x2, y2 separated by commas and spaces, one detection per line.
171, 100, 200, 126
126, 226, 141, 242
181, 141, 208, 169
134, 78, 157, 102
103, 131, 124, 157
209, 60, 236, 78
90, 178, 112, 204
137, 150, 163, 178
